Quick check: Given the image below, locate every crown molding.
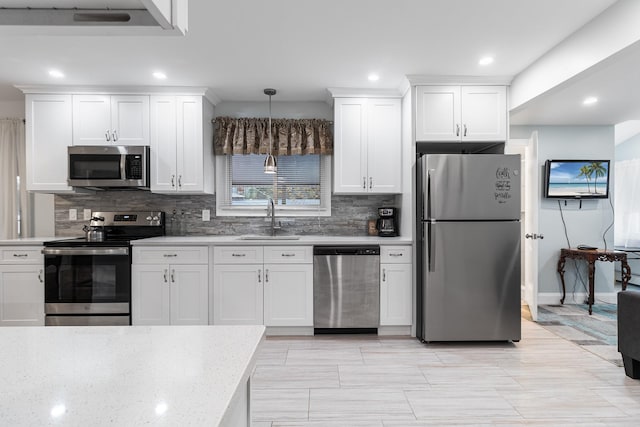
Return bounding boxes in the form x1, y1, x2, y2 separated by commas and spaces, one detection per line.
15, 85, 220, 105
405, 75, 513, 86
327, 87, 404, 99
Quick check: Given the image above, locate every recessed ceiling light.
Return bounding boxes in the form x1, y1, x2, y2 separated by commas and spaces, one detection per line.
48, 69, 64, 78
583, 96, 598, 105
153, 71, 167, 80
368, 73, 380, 82
478, 56, 494, 66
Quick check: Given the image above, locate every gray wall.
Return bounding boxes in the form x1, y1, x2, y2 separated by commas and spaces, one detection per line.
511, 125, 616, 301
616, 132, 640, 161
0, 100, 24, 119
614, 131, 640, 284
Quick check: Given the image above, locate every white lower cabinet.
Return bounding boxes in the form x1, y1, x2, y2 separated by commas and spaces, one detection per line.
0, 247, 44, 326
380, 245, 412, 326
213, 264, 263, 325
132, 246, 208, 325
264, 263, 313, 326
213, 246, 313, 327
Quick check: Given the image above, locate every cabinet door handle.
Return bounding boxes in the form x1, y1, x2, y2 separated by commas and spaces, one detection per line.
38, 269, 43, 283
163, 269, 168, 283
171, 269, 175, 283
171, 175, 175, 187
265, 269, 269, 283
105, 130, 111, 141
463, 124, 467, 137
369, 177, 373, 189
363, 177, 366, 189
258, 269, 262, 283
178, 175, 182, 188
13, 253, 28, 257
112, 130, 118, 141
456, 124, 460, 137
382, 268, 386, 282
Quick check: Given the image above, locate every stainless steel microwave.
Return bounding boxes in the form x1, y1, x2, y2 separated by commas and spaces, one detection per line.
68, 145, 150, 189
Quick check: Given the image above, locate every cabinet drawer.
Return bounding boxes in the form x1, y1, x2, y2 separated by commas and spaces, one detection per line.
133, 246, 209, 264
0, 247, 43, 264
381, 245, 412, 263
214, 246, 263, 264
264, 246, 312, 264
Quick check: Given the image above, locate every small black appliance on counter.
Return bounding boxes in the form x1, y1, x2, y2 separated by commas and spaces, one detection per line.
376, 207, 398, 237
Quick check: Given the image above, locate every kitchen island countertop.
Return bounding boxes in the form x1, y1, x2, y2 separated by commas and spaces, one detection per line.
0, 325, 265, 426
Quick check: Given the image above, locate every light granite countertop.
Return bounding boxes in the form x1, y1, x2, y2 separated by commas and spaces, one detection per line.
0, 325, 265, 426
0, 235, 413, 247
0, 237, 60, 246
131, 235, 413, 246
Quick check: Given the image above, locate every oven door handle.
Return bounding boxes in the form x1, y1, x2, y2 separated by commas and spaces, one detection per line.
42, 247, 130, 256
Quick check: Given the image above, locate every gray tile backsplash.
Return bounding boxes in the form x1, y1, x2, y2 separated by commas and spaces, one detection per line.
54, 192, 397, 237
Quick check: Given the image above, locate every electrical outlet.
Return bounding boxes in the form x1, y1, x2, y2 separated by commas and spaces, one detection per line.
202, 209, 210, 221
69, 209, 77, 221
83, 209, 92, 220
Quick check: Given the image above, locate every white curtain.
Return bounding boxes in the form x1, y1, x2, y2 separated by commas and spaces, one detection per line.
0, 118, 31, 239
615, 159, 640, 248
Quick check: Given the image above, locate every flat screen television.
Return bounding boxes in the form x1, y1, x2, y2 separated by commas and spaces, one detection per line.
544, 159, 610, 199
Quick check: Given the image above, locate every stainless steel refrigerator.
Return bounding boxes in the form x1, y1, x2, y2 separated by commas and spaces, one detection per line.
417, 154, 521, 342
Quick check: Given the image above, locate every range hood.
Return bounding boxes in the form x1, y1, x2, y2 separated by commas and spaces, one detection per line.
0, 0, 187, 34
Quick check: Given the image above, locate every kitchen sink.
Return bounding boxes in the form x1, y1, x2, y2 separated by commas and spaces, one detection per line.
237, 235, 301, 240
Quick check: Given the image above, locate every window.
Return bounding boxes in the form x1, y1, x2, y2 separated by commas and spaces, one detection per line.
216, 154, 331, 216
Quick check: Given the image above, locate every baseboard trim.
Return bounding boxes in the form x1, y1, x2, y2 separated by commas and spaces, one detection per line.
538, 292, 618, 305
266, 326, 314, 336
378, 326, 411, 336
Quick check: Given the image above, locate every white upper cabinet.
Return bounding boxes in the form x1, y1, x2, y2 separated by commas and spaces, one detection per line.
150, 95, 214, 194
72, 95, 150, 145
415, 85, 506, 142
333, 97, 402, 194
25, 94, 74, 192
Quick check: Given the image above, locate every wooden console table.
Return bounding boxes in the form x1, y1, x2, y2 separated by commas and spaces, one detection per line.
557, 248, 631, 314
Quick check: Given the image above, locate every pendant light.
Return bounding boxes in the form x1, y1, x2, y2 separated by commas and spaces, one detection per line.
263, 88, 277, 174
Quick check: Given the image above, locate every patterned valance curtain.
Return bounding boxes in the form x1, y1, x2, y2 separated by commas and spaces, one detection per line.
214, 117, 333, 156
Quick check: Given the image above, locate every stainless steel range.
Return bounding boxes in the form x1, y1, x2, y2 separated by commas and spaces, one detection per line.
43, 211, 165, 326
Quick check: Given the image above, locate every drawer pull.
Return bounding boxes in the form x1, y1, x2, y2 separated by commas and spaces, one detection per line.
13, 253, 28, 257
163, 254, 178, 257
232, 253, 246, 257
389, 253, 403, 257
281, 253, 296, 257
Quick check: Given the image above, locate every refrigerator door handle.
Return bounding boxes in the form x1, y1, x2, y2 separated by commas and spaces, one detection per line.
427, 168, 434, 220
428, 222, 435, 272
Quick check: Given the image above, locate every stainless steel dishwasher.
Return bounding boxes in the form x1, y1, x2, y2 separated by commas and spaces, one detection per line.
313, 245, 380, 333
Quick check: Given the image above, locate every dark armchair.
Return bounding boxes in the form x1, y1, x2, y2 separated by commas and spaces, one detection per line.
618, 290, 640, 379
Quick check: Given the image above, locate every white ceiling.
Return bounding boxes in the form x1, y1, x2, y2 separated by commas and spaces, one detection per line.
1, 0, 635, 126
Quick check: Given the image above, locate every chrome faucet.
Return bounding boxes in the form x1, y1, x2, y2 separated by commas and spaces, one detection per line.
267, 198, 281, 236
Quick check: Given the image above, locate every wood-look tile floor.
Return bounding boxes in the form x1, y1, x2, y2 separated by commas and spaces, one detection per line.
251, 319, 640, 426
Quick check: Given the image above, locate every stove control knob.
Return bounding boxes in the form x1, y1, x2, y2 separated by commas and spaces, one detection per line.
152, 216, 159, 221
146, 216, 152, 221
